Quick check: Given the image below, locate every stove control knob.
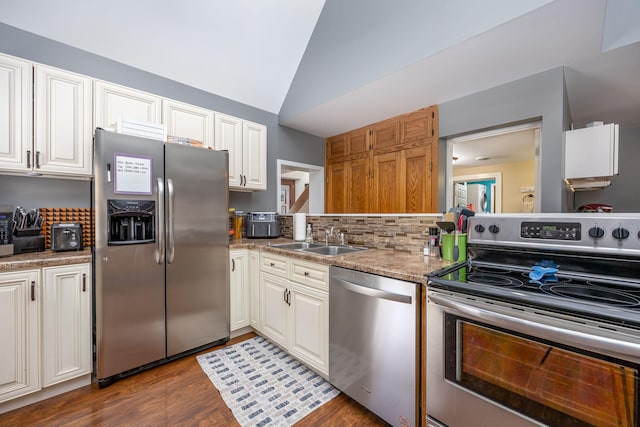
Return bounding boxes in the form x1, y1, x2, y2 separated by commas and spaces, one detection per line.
588, 226, 605, 239
612, 227, 630, 240
474, 224, 485, 233
488, 224, 500, 234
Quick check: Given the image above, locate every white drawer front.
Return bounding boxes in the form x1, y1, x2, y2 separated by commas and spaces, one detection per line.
290, 259, 329, 291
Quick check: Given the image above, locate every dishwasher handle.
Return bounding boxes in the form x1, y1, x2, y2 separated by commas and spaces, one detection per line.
333, 277, 412, 304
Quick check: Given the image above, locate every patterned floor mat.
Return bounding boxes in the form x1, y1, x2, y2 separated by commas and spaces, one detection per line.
197, 336, 340, 426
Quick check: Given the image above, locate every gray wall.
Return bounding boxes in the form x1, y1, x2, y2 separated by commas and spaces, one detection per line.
0, 23, 324, 212
573, 124, 640, 212
438, 67, 569, 213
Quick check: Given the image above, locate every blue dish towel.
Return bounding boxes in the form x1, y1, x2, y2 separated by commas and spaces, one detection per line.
529, 260, 558, 284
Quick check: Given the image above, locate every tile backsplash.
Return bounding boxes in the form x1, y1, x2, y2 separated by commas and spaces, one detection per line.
280, 214, 442, 256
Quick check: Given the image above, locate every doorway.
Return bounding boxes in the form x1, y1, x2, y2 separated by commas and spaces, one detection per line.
445, 122, 540, 214
276, 160, 325, 214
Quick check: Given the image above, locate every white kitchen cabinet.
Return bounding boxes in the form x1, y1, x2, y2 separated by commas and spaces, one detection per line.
94, 80, 162, 132
215, 113, 267, 191
258, 252, 329, 375
42, 264, 91, 387
162, 99, 214, 148
0, 270, 40, 403
241, 120, 267, 190
230, 249, 250, 331
0, 57, 92, 177
34, 65, 93, 176
0, 53, 32, 173
248, 250, 261, 331
260, 272, 289, 349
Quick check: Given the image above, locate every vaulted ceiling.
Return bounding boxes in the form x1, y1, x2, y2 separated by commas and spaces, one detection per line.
0, 0, 638, 138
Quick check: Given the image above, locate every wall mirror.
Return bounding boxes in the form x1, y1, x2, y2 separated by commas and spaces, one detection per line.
276, 159, 325, 214
445, 122, 541, 214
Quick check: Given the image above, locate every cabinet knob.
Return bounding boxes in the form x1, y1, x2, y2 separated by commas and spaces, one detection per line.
304, 271, 310, 276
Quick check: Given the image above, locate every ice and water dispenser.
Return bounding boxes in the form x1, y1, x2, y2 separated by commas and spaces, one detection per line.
107, 200, 155, 245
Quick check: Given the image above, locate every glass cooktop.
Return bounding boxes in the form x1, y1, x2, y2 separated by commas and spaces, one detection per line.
430, 262, 640, 328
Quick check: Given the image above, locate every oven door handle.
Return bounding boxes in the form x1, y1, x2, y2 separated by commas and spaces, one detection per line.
429, 292, 640, 363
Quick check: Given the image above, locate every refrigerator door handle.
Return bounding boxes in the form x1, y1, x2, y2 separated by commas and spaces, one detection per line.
156, 178, 166, 264
167, 178, 176, 264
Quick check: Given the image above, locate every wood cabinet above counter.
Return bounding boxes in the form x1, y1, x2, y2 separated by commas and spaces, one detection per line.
325, 105, 438, 213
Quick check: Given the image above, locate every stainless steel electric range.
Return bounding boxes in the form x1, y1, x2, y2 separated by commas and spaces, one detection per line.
426, 214, 640, 427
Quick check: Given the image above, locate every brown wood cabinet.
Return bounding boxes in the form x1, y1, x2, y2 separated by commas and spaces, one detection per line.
325, 105, 438, 213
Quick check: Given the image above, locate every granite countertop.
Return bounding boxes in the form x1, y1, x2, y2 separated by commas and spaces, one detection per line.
0, 248, 92, 271
231, 238, 455, 284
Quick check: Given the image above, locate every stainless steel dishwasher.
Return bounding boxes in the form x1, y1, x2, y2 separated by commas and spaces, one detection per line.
329, 266, 419, 427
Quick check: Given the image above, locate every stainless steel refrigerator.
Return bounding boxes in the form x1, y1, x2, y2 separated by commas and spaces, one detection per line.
92, 129, 229, 386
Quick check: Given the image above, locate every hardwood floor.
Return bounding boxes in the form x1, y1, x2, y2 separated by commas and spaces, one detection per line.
0, 333, 389, 426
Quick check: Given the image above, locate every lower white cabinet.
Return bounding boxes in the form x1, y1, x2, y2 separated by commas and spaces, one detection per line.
0, 270, 40, 403
259, 253, 329, 375
42, 264, 91, 387
230, 249, 250, 331
0, 263, 91, 406
248, 250, 260, 331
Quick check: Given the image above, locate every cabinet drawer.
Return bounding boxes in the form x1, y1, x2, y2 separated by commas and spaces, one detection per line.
290, 259, 329, 291
260, 253, 289, 277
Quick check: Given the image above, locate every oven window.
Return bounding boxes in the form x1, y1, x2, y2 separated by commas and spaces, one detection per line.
444, 314, 638, 427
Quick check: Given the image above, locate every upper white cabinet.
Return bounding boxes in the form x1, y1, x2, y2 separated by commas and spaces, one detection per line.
34, 65, 93, 176
0, 270, 40, 403
162, 99, 214, 148
42, 264, 91, 387
94, 80, 162, 132
242, 121, 267, 191
0, 53, 32, 172
215, 113, 267, 191
0, 55, 91, 177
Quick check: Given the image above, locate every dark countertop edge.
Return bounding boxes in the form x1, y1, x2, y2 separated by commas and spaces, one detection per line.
0, 248, 92, 271
230, 238, 454, 285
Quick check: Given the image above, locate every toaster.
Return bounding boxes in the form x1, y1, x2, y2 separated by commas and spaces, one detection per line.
51, 223, 83, 251
245, 212, 280, 238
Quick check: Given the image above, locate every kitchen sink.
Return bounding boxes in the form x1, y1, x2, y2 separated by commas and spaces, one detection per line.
269, 242, 325, 250
302, 245, 368, 256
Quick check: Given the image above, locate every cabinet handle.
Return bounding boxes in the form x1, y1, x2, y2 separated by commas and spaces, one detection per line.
287, 290, 291, 306
232, 258, 235, 272
31, 281, 35, 301
35, 151, 41, 169
304, 271, 310, 277
270, 262, 275, 267
283, 288, 288, 304
82, 273, 86, 292
27, 150, 31, 169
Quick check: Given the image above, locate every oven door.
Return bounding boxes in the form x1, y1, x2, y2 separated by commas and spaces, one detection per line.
426, 289, 640, 427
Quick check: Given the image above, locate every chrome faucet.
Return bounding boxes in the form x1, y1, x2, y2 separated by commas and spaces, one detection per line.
325, 226, 346, 245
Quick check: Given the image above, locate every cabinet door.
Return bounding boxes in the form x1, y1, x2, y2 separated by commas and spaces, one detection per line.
229, 250, 250, 331
289, 284, 329, 375
345, 157, 370, 213
214, 113, 243, 188
400, 107, 436, 143
259, 272, 288, 349
0, 270, 40, 403
248, 250, 260, 331
371, 150, 403, 213
403, 145, 433, 213
371, 119, 400, 151
0, 53, 32, 172
325, 134, 347, 163
42, 264, 91, 387
162, 99, 214, 148
325, 162, 347, 213
94, 80, 162, 132
242, 121, 267, 190
34, 65, 93, 176
347, 128, 369, 157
